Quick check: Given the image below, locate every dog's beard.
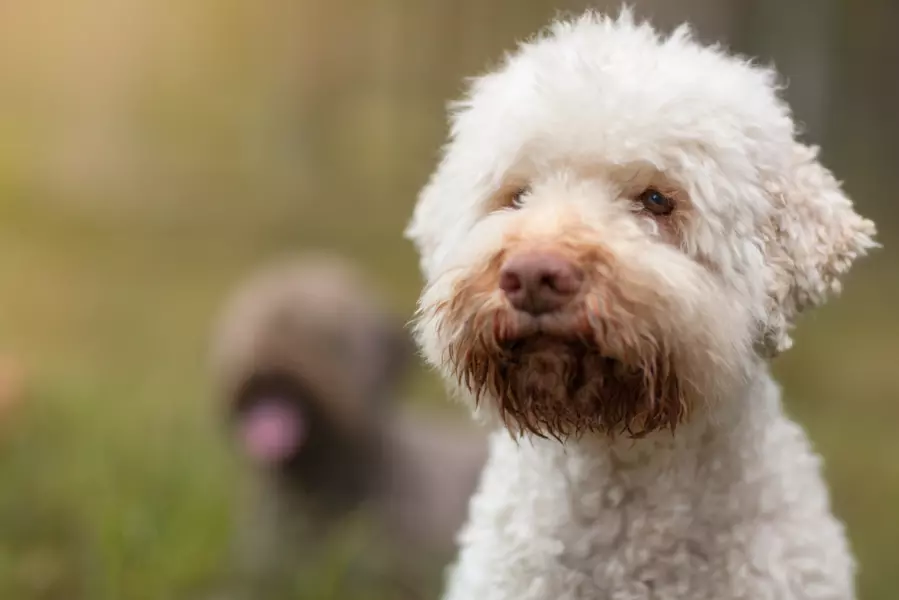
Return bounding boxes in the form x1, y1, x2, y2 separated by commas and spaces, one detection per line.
445, 307, 687, 440
422, 236, 732, 440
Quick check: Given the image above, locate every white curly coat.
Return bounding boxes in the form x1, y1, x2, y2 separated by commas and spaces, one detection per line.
406, 9, 876, 600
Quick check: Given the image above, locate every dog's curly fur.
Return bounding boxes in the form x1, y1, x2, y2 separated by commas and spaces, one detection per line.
210, 254, 487, 595
406, 9, 876, 600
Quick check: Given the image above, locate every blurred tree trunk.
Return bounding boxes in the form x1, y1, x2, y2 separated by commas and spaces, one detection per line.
735, 0, 898, 233
632, 0, 745, 44
833, 0, 899, 228
735, 0, 899, 229
734, 0, 839, 147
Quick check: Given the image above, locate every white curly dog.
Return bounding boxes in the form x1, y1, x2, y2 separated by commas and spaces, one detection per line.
405, 9, 876, 600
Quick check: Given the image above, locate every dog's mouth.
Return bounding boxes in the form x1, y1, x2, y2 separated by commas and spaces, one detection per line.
238, 398, 307, 464
233, 373, 317, 466
493, 309, 593, 343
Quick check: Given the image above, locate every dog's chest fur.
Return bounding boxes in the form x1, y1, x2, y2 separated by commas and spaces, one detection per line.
444, 372, 854, 600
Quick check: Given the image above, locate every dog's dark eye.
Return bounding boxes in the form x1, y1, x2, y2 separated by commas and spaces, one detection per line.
638, 188, 675, 215
510, 186, 530, 208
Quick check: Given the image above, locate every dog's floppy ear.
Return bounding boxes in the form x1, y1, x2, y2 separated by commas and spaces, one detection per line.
761, 143, 877, 355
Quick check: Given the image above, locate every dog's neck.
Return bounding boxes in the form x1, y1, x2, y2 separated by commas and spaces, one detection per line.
449, 362, 853, 599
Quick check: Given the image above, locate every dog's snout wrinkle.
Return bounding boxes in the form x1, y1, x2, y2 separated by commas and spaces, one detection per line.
499, 251, 583, 315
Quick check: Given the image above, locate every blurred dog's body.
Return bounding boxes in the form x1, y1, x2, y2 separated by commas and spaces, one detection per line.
210, 255, 486, 596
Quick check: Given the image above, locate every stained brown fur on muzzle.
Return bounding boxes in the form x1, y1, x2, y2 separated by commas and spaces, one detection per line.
436, 246, 689, 440
453, 335, 684, 440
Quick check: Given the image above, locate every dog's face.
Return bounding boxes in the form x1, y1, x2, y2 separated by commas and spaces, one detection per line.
407, 12, 876, 439
212, 256, 414, 472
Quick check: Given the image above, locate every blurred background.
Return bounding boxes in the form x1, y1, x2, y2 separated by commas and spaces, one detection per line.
0, 0, 896, 598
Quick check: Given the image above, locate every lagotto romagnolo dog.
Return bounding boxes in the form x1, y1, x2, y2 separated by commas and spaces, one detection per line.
405, 10, 877, 600
210, 254, 486, 594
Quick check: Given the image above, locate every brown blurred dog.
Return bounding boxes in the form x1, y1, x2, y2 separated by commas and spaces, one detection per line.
210, 254, 486, 596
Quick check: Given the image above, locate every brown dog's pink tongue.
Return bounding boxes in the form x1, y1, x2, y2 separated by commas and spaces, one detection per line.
239, 400, 306, 463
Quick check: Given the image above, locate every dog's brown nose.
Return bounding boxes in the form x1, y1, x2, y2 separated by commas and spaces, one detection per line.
499, 252, 583, 315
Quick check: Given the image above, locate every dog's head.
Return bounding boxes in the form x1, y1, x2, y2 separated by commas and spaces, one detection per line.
406, 11, 876, 440
211, 254, 414, 475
